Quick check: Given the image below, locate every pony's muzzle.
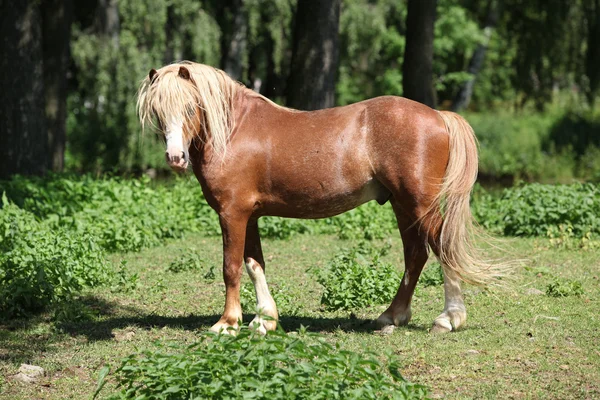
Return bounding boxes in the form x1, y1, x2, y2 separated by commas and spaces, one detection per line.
165, 150, 188, 171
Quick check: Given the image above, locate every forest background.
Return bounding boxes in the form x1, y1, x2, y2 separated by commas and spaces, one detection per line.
1, 0, 599, 184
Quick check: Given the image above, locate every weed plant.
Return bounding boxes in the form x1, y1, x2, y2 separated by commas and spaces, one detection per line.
99, 326, 428, 400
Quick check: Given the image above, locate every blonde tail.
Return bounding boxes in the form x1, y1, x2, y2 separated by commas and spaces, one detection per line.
434, 111, 502, 286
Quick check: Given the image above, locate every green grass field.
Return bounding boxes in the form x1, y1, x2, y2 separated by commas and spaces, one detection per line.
1, 232, 598, 399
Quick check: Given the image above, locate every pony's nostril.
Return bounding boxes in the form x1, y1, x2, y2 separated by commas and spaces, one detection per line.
181, 152, 186, 162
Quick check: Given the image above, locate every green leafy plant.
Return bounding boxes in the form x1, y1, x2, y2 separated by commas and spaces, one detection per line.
546, 278, 584, 297
0, 197, 111, 317
315, 242, 399, 311
473, 183, 600, 239
420, 262, 444, 287
166, 252, 205, 273
100, 327, 428, 400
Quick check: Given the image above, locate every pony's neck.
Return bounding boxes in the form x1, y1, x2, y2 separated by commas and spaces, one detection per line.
190, 88, 291, 165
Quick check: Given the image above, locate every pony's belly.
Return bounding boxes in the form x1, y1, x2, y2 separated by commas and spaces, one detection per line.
262, 179, 390, 219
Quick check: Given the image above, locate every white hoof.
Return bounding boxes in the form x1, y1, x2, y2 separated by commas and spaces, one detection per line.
210, 321, 239, 335
249, 314, 277, 335
431, 307, 466, 333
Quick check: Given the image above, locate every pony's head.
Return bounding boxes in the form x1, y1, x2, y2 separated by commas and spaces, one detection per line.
137, 62, 238, 171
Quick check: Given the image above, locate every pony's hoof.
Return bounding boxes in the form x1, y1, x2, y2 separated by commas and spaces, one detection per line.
431, 308, 466, 334
249, 316, 277, 335
430, 321, 452, 334
376, 308, 411, 329
210, 321, 239, 335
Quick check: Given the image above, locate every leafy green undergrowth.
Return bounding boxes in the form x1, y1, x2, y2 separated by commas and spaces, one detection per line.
2, 174, 599, 318
315, 242, 400, 311
0, 197, 111, 317
474, 183, 600, 239
99, 327, 428, 400
469, 110, 600, 183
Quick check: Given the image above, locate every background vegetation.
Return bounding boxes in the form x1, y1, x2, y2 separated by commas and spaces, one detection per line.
1, 0, 599, 182
1, 0, 599, 398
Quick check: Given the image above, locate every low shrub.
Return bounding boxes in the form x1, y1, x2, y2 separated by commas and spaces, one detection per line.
546, 278, 584, 298
100, 327, 428, 400
420, 262, 444, 287
315, 242, 400, 311
473, 183, 600, 239
0, 197, 111, 317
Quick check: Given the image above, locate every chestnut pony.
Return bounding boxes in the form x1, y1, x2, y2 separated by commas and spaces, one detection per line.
138, 61, 499, 334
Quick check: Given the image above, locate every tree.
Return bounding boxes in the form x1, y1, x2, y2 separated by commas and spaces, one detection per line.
451, 0, 499, 112
402, 0, 437, 108
42, 0, 73, 172
286, 0, 341, 110
221, 0, 247, 81
0, 1, 49, 178
584, 0, 600, 105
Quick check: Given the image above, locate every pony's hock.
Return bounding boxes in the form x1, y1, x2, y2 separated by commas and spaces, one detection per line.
138, 61, 503, 334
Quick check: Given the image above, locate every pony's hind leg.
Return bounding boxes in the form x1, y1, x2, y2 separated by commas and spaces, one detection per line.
244, 220, 278, 334
377, 205, 429, 328
429, 242, 467, 333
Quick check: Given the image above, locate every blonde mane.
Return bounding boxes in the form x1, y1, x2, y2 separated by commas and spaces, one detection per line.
137, 61, 240, 157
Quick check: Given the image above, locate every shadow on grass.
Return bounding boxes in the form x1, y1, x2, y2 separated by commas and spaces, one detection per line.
1, 295, 428, 358
55, 295, 428, 341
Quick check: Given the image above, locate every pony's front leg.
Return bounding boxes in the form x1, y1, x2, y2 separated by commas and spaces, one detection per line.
210, 213, 248, 335
244, 220, 278, 335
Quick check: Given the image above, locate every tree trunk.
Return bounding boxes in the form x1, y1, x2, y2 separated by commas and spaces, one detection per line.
452, 0, 499, 112
286, 0, 341, 110
222, 0, 247, 81
402, 0, 437, 108
164, 4, 176, 64
95, 0, 119, 47
584, 0, 600, 105
42, 0, 73, 172
0, 1, 48, 178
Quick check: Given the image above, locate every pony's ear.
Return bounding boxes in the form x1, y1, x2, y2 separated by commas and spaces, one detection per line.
149, 69, 158, 82
178, 66, 191, 80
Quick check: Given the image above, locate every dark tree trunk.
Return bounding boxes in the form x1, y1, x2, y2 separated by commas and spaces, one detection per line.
96, 0, 119, 47
223, 0, 247, 81
402, 0, 437, 108
42, 0, 73, 172
164, 4, 176, 64
261, 31, 284, 100
0, 1, 49, 178
286, 0, 341, 111
584, 0, 600, 105
452, 0, 499, 112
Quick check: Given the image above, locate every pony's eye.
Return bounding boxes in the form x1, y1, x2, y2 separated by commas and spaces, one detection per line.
185, 105, 196, 117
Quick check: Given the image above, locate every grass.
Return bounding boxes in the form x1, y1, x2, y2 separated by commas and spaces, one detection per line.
0, 233, 599, 399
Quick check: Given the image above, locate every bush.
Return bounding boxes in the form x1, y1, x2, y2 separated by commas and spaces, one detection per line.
467, 110, 600, 183
473, 183, 600, 239
101, 327, 428, 400
420, 262, 444, 287
0, 175, 221, 252
0, 197, 110, 317
315, 242, 400, 311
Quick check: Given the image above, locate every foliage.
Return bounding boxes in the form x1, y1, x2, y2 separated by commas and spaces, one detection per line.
0, 174, 220, 253
57, 0, 600, 174
101, 327, 428, 400
420, 262, 444, 287
473, 183, 600, 239
0, 196, 110, 317
166, 252, 206, 273
315, 242, 400, 311
546, 278, 584, 298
